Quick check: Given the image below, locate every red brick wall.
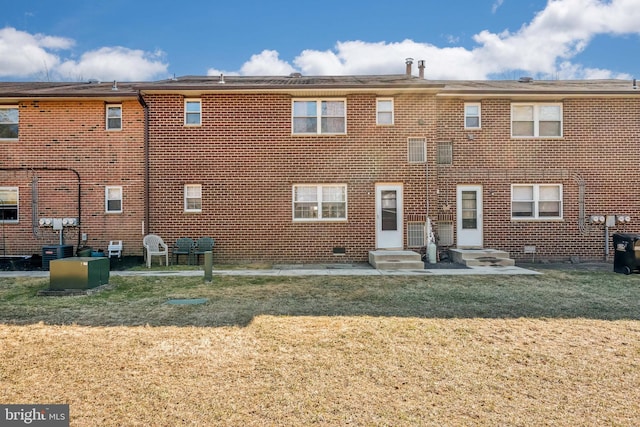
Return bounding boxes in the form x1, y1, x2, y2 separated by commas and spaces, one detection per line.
144, 92, 436, 263
436, 97, 640, 261
0, 99, 146, 257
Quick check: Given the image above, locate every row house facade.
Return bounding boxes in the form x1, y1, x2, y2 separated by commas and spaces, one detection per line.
1, 74, 639, 264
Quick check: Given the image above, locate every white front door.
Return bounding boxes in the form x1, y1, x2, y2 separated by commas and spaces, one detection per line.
376, 184, 403, 249
456, 185, 483, 248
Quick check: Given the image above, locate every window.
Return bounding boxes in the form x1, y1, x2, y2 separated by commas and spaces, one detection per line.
0, 106, 19, 139
293, 185, 347, 221
0, 187, 18, 222
185, 99, 202, 126
292, 99, 346, 134
408, 138, 426, 163
511, 103, 562, 137
184, 184, 202, 212
436, 221, 454, 246
437, 141, 453, 165
464, 103, 481, 129
512, 184, 562, 219
105, 186, 123, 213
407, 222, 425, 247
377, 98, 394, 125
106, 105, 122, 130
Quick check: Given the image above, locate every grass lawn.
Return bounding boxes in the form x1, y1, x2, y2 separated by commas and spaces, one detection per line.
1, 269, 639, 426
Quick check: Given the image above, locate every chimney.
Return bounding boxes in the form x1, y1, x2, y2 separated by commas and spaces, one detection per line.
418, 60, 425, 79
405, 58, 414, 75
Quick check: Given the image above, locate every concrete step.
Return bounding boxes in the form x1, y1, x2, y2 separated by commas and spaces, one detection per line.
449, 248, 515, 267
369, 250, 424, 270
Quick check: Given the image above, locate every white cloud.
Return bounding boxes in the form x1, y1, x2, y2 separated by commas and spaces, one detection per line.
0, 27, 72, 78
492, 0, 505, 14
56, 47, 168, 81
0, 26, 168, 81
225, 0, 639, 80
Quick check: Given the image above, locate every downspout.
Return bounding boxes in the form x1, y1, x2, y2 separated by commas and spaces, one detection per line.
137, 92, 150, 235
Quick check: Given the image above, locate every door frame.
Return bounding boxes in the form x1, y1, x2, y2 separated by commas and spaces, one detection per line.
375, 183, 404, 249
456, 184, 483, 248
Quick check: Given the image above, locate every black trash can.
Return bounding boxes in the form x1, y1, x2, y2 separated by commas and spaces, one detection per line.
613, 233, 640, 274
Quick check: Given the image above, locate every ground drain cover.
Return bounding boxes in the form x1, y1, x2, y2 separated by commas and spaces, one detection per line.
166, 298, 209, 305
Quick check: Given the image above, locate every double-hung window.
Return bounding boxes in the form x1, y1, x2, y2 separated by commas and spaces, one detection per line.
292, 99, 346, 134
464, 103, 481, 129
377, 98, 394, 125
184, 184, 202, 212
0, 106, 19, 139
511, 103, 562, 137
512, 184, 562, 219
106, 105, 122, 130
185, 99, 202, 126
105, 186, 123, 213
0, 187, 18, 222
293, 185, 347, 221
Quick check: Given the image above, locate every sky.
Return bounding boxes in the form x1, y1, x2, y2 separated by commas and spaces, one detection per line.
0, 0, 638, 82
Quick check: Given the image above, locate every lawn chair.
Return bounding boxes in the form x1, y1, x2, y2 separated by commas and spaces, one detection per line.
143, 234, 169, 268
173, 237, 195, 265
107, 240, 123, 258
194, 237, 215, 264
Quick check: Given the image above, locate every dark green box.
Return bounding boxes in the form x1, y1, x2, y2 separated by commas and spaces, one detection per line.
49, 257, 110, 290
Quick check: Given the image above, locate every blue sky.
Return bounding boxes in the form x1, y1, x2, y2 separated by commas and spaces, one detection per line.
1, 0, 638, 82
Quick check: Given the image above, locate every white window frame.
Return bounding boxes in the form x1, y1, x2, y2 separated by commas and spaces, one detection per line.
292, 184, 347, 221
0, 106, 19, 140
511, 184, 563, 220
464, 103, 481, 129
292, 99, 347, 135
376, 98, 394, 125
184, 184, 202, 212
184, 99, 202, 126
511, 103, 563, 138
105, 186, 123, 213
106, 104, 122, 130
0, 187, 18, 223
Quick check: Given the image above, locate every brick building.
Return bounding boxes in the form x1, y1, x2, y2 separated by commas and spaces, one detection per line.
1, 72, 639, 264
0, 82, 146, 260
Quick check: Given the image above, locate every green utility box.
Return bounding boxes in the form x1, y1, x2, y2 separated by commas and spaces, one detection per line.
49, 257, 110, 290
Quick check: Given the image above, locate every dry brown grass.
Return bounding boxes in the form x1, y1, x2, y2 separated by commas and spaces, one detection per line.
1, 317, 639, 426
1, 272, 640, 425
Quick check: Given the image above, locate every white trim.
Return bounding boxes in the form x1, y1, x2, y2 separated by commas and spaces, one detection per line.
464, 102, 481, 129
184, 98, 202, 126
292, 184, 347, 222
292, 98, 347, 135
0, 186, 19, 223
106, 104, 122, 131
511, 184, 563, 220
184, 184, 202, 212
0, 105, 19, 140
376, 98, 394, 125
511, 102, 563, 138
105, 186, 123, 213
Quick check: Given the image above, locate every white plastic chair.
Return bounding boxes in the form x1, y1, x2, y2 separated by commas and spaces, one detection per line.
108, 240, 123, 258
143, 234, 168, 268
